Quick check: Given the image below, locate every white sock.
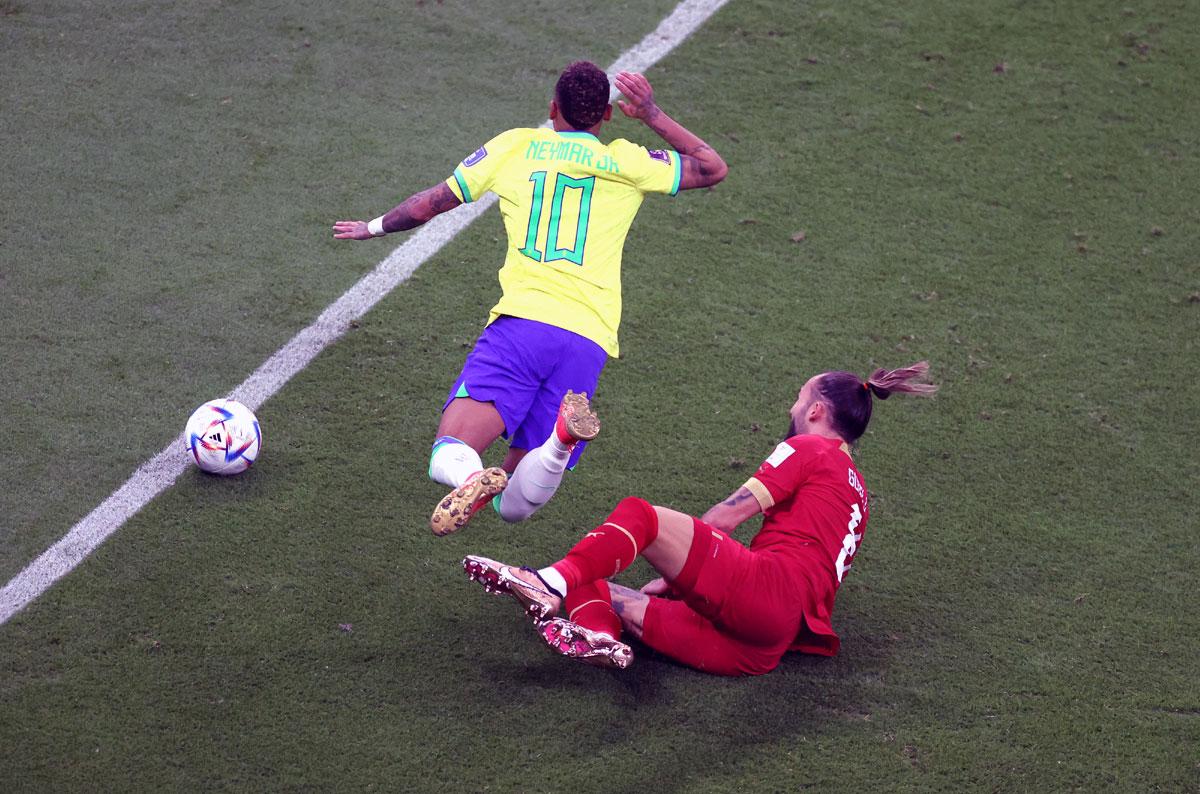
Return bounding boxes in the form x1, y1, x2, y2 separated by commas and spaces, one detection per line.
428, 438, 483, 488
496, 432, 573, 522
536, 566, 568, 598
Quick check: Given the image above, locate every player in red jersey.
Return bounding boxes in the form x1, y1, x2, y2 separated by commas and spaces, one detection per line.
463, 362, 937, 675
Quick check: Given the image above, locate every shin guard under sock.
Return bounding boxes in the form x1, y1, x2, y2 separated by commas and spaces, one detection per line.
496, 432, 572, 522
564, 580, 621, 640
552, 496, 659, 590
428, 436, 482, 488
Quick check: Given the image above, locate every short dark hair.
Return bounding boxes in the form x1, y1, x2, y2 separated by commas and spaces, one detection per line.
555, 61, 610, 130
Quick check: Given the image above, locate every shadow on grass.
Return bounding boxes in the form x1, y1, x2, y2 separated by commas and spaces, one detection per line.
424, 599, 902, 789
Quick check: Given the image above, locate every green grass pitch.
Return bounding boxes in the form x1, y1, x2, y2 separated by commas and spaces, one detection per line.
2, 0, 1198, 790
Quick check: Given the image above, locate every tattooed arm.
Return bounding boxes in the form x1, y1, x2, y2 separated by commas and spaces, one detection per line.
332, 181, 463, 240
699, 486, 762, 533
608, 582, 650, 639
614, 71, 728, 190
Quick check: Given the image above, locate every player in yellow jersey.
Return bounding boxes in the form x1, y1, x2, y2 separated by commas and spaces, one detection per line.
333, 62, 727, 535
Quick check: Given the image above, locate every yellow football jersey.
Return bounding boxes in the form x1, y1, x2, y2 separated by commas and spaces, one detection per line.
445, 127, 681, 356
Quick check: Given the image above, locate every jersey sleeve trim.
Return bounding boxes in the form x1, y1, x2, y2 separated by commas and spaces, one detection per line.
669, 151, 682, 196
451, 167, 473, 203
743, 477, 775, 511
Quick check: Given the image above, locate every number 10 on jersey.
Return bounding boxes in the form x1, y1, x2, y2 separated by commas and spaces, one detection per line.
519, 172, 595, 266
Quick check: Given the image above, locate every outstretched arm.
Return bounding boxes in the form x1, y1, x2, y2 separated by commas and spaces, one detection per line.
615, 71, 728, 190
699, 486, 762, 533
332, 181, 463, 241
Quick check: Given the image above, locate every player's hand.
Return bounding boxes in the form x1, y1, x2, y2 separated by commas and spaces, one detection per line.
615, 71, 659, 121
640, 577, 676, 597
332, 220, 376, 240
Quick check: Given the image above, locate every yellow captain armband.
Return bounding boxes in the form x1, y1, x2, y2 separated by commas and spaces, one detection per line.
742, 477, 775, 511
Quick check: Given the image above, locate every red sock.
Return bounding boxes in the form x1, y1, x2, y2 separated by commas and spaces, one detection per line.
552, 496, 658, 590
554, 410, 577, 446
564, 580, 621, 639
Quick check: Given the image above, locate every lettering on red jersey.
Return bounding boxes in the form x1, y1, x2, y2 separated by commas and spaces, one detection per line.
847, 467, 867, 507
835, 503, 864, 582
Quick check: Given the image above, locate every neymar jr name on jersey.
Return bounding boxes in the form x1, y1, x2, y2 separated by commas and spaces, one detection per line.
524, 139, 621, 173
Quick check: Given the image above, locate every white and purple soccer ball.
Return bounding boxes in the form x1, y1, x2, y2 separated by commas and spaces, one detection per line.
185, 399, 261, 475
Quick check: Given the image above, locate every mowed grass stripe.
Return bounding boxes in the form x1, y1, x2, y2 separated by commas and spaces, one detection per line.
0, 0, 730, 624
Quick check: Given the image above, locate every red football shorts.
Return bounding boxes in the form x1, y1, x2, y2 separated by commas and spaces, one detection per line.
640, 518, 819, 676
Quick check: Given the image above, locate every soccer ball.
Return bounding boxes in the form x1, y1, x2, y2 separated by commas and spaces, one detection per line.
185, 399, 262, 475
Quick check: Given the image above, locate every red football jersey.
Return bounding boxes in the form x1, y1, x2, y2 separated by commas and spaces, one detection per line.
742, 434, 870, 655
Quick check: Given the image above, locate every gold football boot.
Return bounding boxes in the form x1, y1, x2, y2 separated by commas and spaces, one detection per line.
555, 391, 600, 444
539, 618, 633, 670
462, 555, 562, 621
430, 467, 508, 536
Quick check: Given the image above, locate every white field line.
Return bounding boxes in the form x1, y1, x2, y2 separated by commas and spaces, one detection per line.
0, 0, 731, 625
